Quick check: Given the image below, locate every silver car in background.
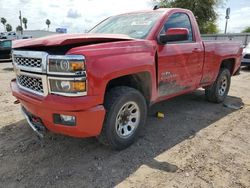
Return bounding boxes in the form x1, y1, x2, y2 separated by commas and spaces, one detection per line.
242, 43, 250, 69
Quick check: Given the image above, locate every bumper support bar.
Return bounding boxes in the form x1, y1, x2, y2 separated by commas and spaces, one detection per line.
21, 107, 45, 138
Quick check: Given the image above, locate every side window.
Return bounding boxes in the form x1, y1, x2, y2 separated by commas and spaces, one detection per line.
162, 13, 193, 42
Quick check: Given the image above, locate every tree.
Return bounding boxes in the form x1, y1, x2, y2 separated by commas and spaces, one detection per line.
153, 0, 223, 34
16, 25, 23, 32
242, 27, 250, 33
22, 17, 28, 29
1, 17, 7, 31
203, 21, 219, 34
6, 24, 12, 32
46, 19, 51, 31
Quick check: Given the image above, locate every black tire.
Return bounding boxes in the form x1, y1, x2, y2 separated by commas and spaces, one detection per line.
205, 68, 231, 103
98, 86, 147, 150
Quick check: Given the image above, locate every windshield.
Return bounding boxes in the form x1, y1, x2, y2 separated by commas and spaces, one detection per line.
89, 12, 163, 39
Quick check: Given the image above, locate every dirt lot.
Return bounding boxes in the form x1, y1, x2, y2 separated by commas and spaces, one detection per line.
0, 61, 249, 188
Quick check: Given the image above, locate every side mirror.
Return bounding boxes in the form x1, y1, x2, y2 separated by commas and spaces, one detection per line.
159, 28, 189, 44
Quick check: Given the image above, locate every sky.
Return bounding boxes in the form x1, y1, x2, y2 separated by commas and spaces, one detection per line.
217, 0, 250, 33
0, 0, 250, 34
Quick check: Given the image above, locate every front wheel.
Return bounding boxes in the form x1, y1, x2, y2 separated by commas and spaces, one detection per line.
98, 86, 147, 150
205, 68, 231, 103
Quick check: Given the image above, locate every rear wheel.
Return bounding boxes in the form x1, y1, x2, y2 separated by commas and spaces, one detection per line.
98, 86, 147, 150
205, 68, 231, 103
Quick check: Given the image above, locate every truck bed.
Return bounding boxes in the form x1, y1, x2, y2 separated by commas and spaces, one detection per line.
201, 40, 242, 86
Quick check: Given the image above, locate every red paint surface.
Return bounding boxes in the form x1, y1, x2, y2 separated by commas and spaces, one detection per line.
11, 81, 105, 137
166, 28, 189, 36
13, 33, 134, 48
11, 8, 242, 138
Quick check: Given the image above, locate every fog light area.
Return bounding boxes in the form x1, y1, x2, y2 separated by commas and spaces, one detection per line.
53, 114, 76, 126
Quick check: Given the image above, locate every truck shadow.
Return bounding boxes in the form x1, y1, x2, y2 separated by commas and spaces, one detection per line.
0, 90, 243, 187
241, 66, 250, 72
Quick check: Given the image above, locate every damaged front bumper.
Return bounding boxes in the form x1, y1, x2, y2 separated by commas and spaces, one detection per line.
21, 107, 47, 138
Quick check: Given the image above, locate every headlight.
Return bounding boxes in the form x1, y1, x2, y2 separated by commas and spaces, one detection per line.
48, 55, 85, 75
49, 78, 86, 96
47, 55, 87, 96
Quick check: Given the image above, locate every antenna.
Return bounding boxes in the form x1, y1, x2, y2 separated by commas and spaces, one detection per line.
153, 5, 160, 10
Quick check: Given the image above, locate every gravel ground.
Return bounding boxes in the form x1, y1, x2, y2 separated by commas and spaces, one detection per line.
0, 62, 249, 188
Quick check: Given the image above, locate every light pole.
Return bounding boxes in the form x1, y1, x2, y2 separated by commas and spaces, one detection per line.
224, 8, 230, 34
19, 10, 23, 35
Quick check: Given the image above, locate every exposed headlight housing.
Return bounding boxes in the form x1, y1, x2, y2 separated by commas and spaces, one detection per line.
48, 55, 85, 75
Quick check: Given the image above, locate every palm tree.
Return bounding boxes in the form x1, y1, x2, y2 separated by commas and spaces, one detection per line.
6, 24, 12, 32
1, 17, 7, 31
22, 17, 28, 29
16, 25, 23, 32
46, 19, 51, 31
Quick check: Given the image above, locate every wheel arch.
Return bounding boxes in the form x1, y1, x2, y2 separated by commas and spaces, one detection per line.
220, 58, 236, 75
105, 72, 152, 105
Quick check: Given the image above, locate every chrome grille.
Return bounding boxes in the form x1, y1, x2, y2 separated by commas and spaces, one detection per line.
12, 51, 49, 96
17, 75, 44, 94
14, 56, 42, 68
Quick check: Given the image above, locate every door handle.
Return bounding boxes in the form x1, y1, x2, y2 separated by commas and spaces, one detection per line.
193, 48, 202, 53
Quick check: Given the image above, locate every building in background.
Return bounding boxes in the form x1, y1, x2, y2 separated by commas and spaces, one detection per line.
0, 32, 17, 40
17, 30, 59, 39
0, 30, 60, 40
56, 28, 67, 33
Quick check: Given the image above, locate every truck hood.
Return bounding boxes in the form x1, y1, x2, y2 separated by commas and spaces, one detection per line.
13, 33, 134, 49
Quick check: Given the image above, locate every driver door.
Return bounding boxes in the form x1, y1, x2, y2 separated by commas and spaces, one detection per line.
157, 12, 203, 97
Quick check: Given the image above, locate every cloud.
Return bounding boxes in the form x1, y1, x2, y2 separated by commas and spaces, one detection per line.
84, 18, 92, 23
19, 0, 30, 4
67, 9, 81, 19
5, 0, 249, 34
0, 0, 153, 33
38, 10, 47, 17
49, 4, 59, 8
217, 6, 250, 33
59, 20, 73, 28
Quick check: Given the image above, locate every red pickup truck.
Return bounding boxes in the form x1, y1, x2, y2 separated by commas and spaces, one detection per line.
11, 8, 242, 150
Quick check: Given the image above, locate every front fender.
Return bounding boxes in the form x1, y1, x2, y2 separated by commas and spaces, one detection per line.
67, 40, 157, 104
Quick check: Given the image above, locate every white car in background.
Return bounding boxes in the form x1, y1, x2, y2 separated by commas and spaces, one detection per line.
242, 43, 250, 69
0, 32, 17, 40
